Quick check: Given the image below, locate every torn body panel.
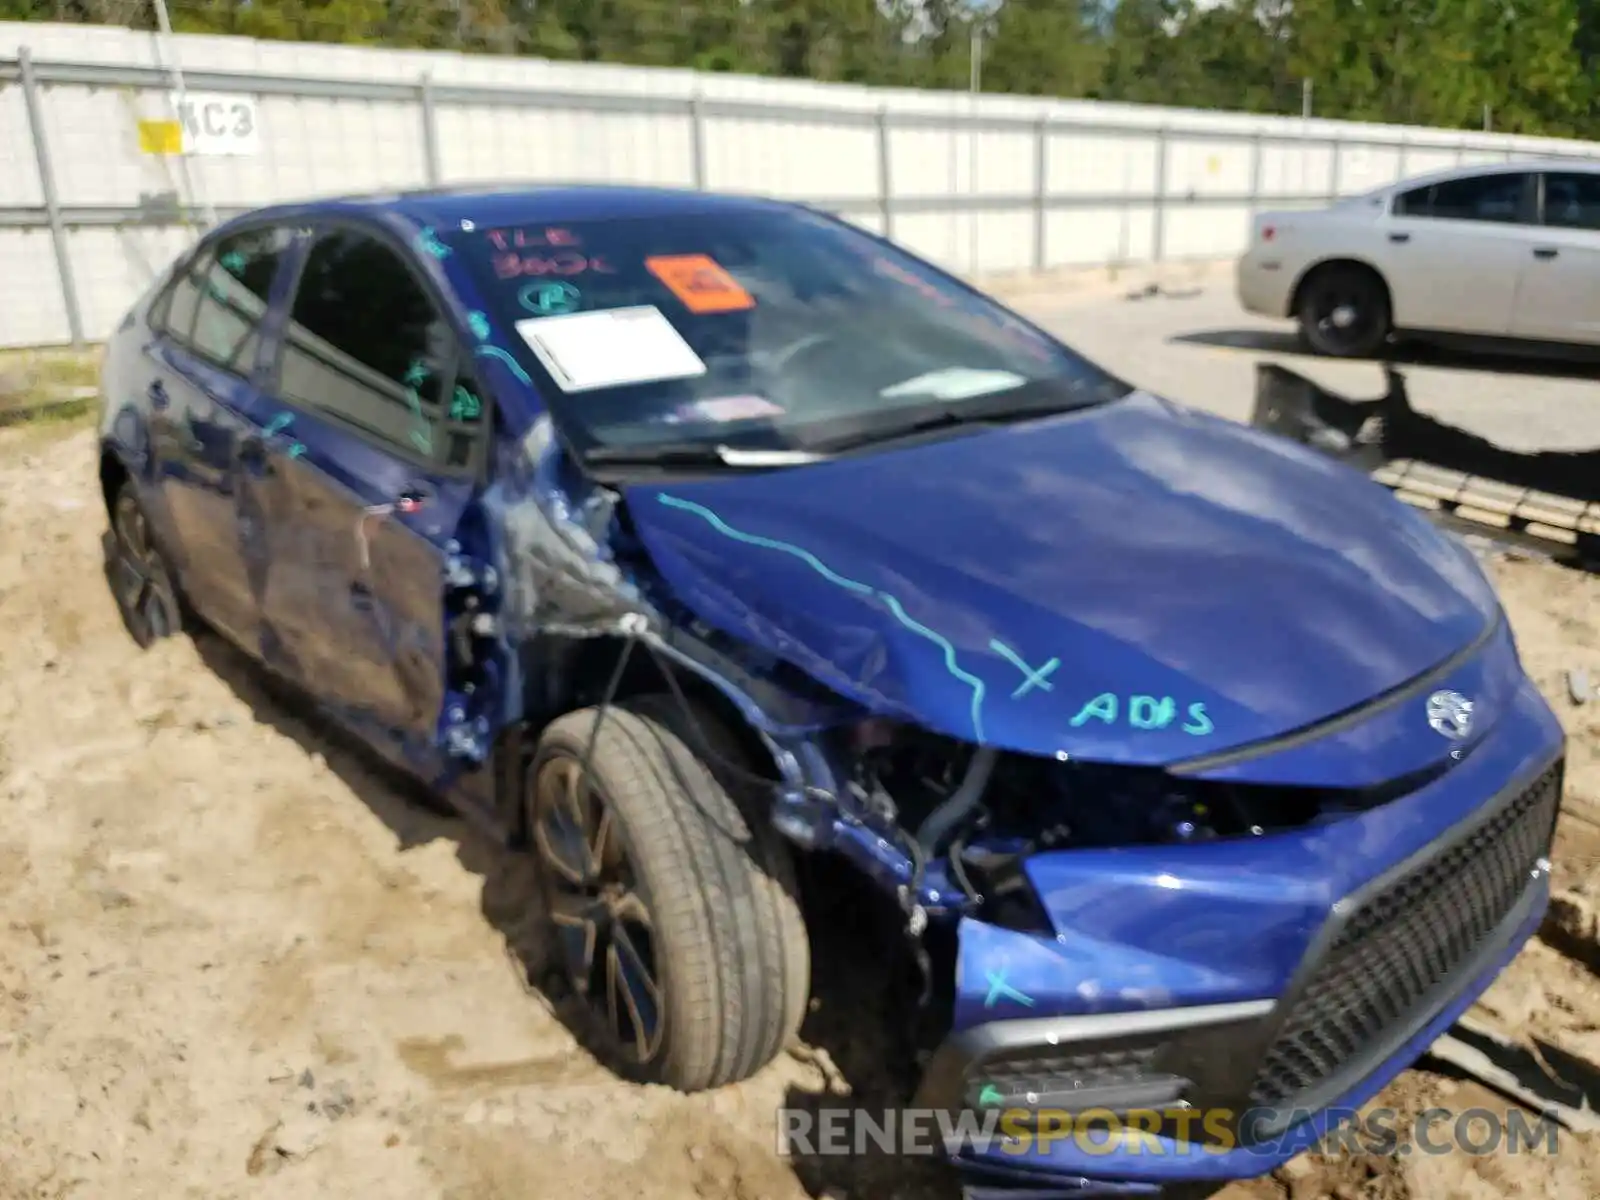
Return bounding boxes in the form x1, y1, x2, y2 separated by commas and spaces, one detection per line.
496, 417, 650, 641
485, 418, 884, 845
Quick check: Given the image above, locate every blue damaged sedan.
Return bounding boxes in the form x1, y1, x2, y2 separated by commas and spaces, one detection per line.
97, 183, 1565, 1195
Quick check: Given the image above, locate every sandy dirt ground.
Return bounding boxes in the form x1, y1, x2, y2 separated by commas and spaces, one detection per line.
3, 419, 1600, 1200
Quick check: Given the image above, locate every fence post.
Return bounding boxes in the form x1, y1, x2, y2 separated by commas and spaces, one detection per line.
689, 95, 708, 190
1397, 133, 1408, 180
875, 107, 893, 239
1151, 127, 1168, 264
1247, 130, 1264, 217
1031, 115, 1048, 273
418, 71, 442, 186
18, 48, 84, 348
1328, 135, 1342, 202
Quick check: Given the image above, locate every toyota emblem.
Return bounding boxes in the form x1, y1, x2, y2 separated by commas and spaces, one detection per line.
1426, 690, 1475, 741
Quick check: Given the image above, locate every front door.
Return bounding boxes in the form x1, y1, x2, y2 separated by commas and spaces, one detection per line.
143, 226, 297, 647
259, 225, 494, 772
1382, 171, 1536, 336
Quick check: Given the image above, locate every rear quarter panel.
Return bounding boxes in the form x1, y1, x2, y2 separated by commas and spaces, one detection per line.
1253, 206, 1393, 318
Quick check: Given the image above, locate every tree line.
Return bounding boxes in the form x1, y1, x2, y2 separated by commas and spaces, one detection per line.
6, 0, 1598, 140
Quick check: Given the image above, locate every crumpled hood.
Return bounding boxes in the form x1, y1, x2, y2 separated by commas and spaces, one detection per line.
623, 391, 1499, 764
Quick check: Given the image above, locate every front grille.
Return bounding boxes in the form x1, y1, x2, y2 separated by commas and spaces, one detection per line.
1247, 761, 1562, 1115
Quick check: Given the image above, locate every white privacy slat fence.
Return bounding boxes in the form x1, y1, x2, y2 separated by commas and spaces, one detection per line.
2, 19, 1596, 348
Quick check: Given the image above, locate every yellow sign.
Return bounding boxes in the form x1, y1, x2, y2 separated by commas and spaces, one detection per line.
137, 119, 183, 155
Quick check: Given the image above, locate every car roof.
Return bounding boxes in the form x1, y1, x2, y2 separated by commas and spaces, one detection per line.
246, 182, 803, 231
1380, 157, 1600, 195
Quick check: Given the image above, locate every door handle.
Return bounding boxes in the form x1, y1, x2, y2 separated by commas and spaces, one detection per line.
1533, 246, 1559, 260
1387, 232, 1410, 244
147, 379, 170, 410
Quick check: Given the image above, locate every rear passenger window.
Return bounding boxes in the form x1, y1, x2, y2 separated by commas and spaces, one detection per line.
1393, 173, 1529, 223
278, 229, 481, 468
1542, 172, 1600, 231
160, 258, 207, 345
157, 227, 291, 375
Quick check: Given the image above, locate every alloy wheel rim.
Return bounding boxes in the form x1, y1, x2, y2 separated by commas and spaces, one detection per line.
113, 495, 177, 639
113, 495, 155, 609
1314, 288, 1378, 352
531, 753, 665, 1066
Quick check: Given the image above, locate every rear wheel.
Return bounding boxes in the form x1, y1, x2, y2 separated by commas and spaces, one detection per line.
528, 695, 810, 1091
1296, 265, 1391, 358
108, 481, 183, 649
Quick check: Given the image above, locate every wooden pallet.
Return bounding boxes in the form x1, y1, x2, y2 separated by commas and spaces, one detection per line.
1372, 458, 1600, 553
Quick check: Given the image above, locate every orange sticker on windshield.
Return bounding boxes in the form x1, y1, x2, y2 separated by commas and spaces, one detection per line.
645, 254, 755, 314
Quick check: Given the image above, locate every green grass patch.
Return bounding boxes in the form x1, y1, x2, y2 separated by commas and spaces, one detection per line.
0, 347, 103, 428
0, 406, 97, 463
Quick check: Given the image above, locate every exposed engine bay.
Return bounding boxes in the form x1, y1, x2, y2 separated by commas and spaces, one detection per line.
838, 722, 1438, 918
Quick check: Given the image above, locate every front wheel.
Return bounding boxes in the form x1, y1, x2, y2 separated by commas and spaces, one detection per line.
1296, 265, 1391, 359
528, 695, 810, 1091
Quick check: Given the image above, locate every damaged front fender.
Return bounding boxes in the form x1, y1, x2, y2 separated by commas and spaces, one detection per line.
477, 419, 979, 918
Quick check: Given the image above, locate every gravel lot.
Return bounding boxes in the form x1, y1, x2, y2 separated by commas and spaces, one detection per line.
2, 279, 1599, 1200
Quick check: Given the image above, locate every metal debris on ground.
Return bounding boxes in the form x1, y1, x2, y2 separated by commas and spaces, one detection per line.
1122, 282, 1204, 302
1569, 668, 1593, 706
1427, 1015, 1600, 1134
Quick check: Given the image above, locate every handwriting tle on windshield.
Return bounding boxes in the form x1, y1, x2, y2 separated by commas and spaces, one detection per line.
484, 226, 582, 250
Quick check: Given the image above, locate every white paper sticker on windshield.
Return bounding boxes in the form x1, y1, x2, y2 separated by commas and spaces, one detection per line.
880, 367, 1028, 401
515, 306, 707, 393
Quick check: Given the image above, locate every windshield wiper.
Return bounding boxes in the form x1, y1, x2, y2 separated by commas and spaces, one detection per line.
819, 407, 986, 449
584, 442, 829, 468
814, 384, 1116, 453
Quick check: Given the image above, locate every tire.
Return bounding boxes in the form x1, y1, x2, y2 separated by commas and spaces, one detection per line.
527, 694, 810, 1092
1296, 264, 1391, 358
107, 480, 184, 649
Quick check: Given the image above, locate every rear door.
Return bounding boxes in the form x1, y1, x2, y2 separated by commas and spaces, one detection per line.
1508, 170, 1600, 346
259, 223, 494, 770
143, 226, 298, 646
1381, 171, 1537, 335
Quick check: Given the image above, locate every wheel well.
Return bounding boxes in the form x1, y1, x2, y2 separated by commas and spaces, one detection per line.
533, 634, 783, 773
98, 448, 128, 518
1290, 259, 1393, 323
498, 634, 787, 842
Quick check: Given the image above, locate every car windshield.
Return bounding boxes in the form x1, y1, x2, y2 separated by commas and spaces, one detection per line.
441, 206, 1128, 458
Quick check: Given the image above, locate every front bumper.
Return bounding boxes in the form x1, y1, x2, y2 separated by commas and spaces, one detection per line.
915, 681, 1564, 1190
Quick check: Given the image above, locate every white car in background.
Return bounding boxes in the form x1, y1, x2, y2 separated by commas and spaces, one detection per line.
1236, 159, 1600, 358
